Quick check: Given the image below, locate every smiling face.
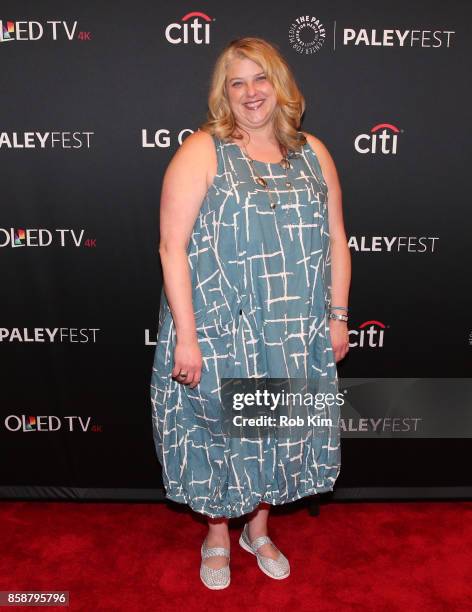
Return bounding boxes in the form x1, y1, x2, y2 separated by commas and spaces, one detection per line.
225, 56, 278, 135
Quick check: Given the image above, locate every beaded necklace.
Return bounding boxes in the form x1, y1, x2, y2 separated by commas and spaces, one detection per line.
240, 142, 295, 211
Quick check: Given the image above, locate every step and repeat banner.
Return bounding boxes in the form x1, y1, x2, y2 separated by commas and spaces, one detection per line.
1, 1, 471, 501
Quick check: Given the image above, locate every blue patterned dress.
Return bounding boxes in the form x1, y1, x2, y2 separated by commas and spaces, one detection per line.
150, 132, 341, 518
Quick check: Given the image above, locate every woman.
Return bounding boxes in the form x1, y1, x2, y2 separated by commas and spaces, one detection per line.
150, 37, 350, 589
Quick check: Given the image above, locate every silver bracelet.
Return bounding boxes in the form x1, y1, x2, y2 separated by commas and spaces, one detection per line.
328, 312, 348, 322
330, 305, 349, 312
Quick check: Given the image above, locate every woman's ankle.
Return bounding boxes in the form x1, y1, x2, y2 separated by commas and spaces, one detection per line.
206, 518, 230, 545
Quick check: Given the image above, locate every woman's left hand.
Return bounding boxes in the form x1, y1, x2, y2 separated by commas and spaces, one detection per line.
329, 320, 350, 363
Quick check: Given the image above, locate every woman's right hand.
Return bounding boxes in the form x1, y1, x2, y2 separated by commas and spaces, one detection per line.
171, 338, 203, 388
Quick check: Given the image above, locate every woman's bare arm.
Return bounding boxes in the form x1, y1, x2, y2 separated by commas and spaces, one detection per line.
304, 132, 351, 361
158, 130, 214, 384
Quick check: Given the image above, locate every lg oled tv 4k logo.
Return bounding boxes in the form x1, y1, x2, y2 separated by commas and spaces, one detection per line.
0, 228, 96, 248
165, 11, 213, 45
0, 19, 91, 42
354, 123, 402, 155
0, 20, 14, 41
4, 415, 101, 433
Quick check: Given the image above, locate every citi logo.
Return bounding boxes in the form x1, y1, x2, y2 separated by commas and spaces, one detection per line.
4, 415, 101, 433
354, 123, 400, 155
165, 11, 213, 45
0, 20, 87, 42
349, 320, 387, 348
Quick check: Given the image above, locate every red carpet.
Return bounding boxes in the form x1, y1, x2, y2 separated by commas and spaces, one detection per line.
0, 499, 471, 611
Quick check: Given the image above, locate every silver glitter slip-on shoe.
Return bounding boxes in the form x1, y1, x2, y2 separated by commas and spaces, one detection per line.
200, 538, 231, 590
239, 523, 290, 580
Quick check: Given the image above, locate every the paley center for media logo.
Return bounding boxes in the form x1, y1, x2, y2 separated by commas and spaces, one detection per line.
289, 15, 326, 55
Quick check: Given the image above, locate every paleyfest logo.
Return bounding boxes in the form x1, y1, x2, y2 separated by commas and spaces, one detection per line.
165, 11, 213, 45
343, 28, 455, 48
0, 131, 94, 149
0, 19, 91, 42
289, 15, 326, 54
349, 235, 439, 253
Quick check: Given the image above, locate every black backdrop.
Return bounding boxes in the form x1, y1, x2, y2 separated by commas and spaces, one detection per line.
1, 1, 471, 502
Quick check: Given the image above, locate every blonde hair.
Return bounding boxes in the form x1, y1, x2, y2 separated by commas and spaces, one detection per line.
199, 37, 307, 153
